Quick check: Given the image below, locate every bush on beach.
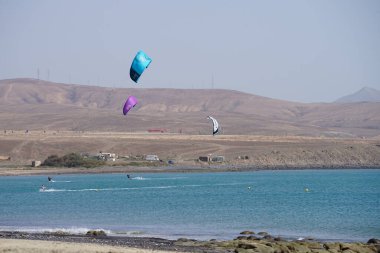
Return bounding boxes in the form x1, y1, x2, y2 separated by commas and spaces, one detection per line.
42, 153, 106, 168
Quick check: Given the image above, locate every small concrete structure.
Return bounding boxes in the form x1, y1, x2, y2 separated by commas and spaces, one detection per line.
32, 160, 41, 167
237, 155, 249, 160
145, 154, 159, 161
147, 129, 167, 133
0, 155, 10, 161
97, 152, 117, 161
199, 155, 225, 162
211, 156, 225, 162
198, 156, 211, 162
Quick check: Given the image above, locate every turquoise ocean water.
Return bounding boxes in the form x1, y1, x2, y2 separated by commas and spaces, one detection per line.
0, 169, 379, 241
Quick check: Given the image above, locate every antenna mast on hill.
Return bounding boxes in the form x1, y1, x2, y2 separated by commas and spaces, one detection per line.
211, 73, 214, 89
37, 68, 40, 80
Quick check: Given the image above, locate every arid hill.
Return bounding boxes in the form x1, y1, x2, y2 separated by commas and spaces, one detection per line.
1, 78, 380, 138
335, 87, 380, 103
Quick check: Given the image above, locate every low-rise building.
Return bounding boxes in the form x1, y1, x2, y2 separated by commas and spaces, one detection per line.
97, 152, 117, 161
32, 160, 41, 167
211, 156, 225, 162
147, 129, 167, 133
0, 155, 10, 161
199, 155, 225, 163
198, 156, 211, 162
145, 154, 159, 161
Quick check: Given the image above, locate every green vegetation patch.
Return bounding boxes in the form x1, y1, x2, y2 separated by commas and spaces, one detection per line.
42, 153, 106, 168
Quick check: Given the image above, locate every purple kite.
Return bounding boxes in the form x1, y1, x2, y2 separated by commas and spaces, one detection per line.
123, 96, 138, 115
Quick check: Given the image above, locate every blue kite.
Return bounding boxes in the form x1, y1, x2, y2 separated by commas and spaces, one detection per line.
130, 50, 152, 83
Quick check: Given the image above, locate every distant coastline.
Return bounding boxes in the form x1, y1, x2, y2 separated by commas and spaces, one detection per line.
1, 131, 380, 176
1, 164, 380, 177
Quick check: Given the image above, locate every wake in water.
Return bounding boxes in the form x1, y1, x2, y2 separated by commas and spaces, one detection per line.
149, 177, 188, 180
127, 175, 187, 181
130, 177, 145, 180
39, 182, 254, 193
40, 186, 177, 192
48, 176, 72, 183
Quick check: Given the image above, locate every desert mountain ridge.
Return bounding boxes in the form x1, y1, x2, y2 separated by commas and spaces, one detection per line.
1, 78, 380, 138
335, 87, 380, 103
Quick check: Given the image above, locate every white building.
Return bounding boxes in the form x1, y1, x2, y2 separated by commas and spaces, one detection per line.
98, 152, 117, 161
211, 156, 225, 162
32, 160, 41, 167
145, 154, 159, 161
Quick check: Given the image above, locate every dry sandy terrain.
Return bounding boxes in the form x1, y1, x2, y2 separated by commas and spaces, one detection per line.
1, 78, 380, 173
1, 131, 379, 175
1, 78, 380, 138
0, 239, 182, 253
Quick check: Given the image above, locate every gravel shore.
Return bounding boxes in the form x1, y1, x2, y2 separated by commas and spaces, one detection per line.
1, 231, 379, 253
0, 231, 209, 252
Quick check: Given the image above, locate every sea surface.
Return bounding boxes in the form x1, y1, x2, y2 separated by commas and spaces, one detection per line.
0, 169, 379, 241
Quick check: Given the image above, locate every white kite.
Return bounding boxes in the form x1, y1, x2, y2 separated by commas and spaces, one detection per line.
207, 116, 219, 136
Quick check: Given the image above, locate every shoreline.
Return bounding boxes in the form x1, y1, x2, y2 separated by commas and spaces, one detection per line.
2, 132, 380, 176
1, 164, 380, 177
0, 231, 379, 253
0, 231, 193, 252
0, 238, 183, 253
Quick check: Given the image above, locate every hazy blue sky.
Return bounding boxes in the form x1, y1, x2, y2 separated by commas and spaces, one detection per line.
1, 0, 379, 102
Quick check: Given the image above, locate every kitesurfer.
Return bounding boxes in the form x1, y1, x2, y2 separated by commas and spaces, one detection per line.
48, 177, 52, 182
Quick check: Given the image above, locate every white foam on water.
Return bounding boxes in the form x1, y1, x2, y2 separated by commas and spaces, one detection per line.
130, 176, 187, 180
214, 182, 254, 186
130, 177, 145, 180
0, 226, 111, 235
39, 181, 255, 193
145, 185, 179, 189
150, 177, 187, 180
39, 186, 176, 192
181, 184, 202, 187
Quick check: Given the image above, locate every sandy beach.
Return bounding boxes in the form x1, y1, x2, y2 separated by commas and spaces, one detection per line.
0, 238, 182, 253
